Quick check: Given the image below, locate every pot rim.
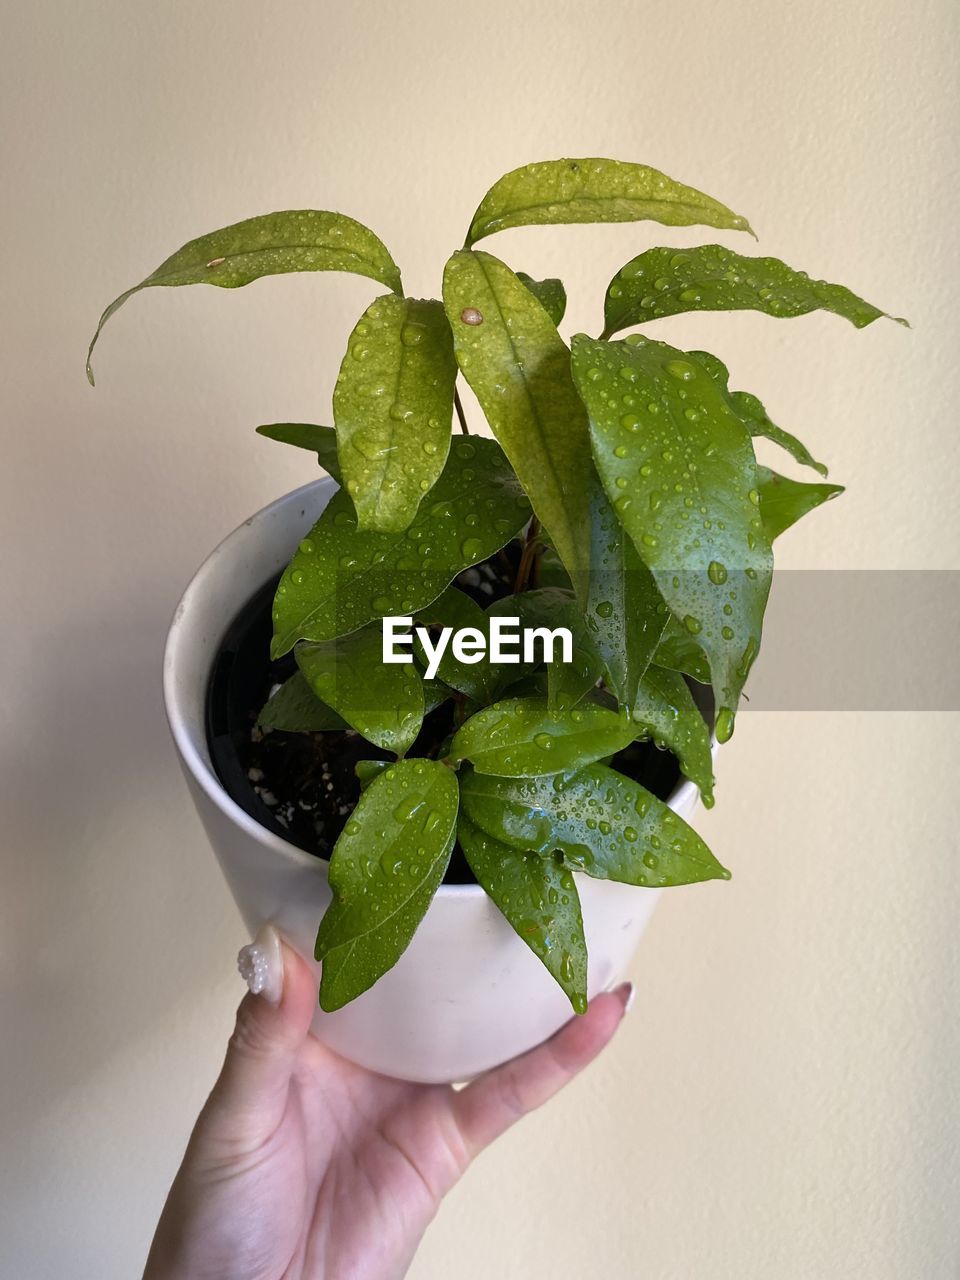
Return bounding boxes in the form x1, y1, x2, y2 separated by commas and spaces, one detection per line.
163, 477, 703, 898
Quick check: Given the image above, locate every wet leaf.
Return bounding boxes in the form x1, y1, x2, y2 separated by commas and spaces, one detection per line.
458, 814, 587, 1013
271, 437, 530, 657
356, 759, 391, 790
296, 625, 424, 755
256, 670, 348, 731
604, 243, 905, 338
689, 350, 828, 477
256, 423, 342, 482
413, 587, 497, 701
630, 666, 715, 806
466, 159, 753, 245
451, 696, 636, 777
335, 296, 456, 531
757, 466, 844, 540
442, 250, 593, 595
460, 763, 729, 887
487, 587, 603, 709
653, 619, 711, 685
571, 333, 773, 740
316, 760, 458, 1011
586, 483, 670, 708
516, 272, 567, 325
88, 210, 402, 383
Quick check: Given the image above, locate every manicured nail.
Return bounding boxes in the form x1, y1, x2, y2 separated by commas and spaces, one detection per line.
237, 923, 283, 1007
613, 981, 636, 1015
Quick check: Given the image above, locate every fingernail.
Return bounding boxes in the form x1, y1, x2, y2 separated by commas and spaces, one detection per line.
613, 981, 636, 1015
237, 923, 283, 1007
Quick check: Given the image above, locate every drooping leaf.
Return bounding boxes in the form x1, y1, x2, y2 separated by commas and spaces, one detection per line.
451, 696, 636, 777
271, 437, 530, 657
757, 466, 844, 540
571, 334, 773, 741
466, 159, 753, 246
630, 666, 715, 806
413, 587, 497, 700
296, 625, 424, 755
442, 249, 593, 595
460, 763, 729, 887
316, 760, 458, 1011
256, 670, 348, 732
586, 482, 670, 708
458, 813, 587, 1013
256, 423, 342, 482
653, 618, 711, 685
516, 272, 567, 325
87, 210, 403, 383
334, 296, 456, 531
604, 243, 905, 338
689, 351, 828, 477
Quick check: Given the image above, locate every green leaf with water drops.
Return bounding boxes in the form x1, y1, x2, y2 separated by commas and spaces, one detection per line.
603, 243, 906, 338
271, 437, 530, 657
295, 625, 424, 755
334, 296, 456, 532
256, 423, 342, 482
653, 618, 711, 685
465, 159, 753, 246
630, 666, 715, 806
571, 333, 773, 741
586, 483, 670, 709
458, 814, 588, 1013
356, 759, 392, 790
487, 587, 603, 710
442, 249, 592, 595
413, 587, 497, 701
757, 466, 844, 541
87, 210, 403, 384
688, 351, 828, 477
256, 670, 349, 732
460, 763, 728, 887
516, 272, 567, 326
316, 760, 458, 1011
450, 696, 636, 777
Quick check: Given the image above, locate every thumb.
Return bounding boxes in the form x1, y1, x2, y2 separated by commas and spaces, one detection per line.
204, 925, 318, 1139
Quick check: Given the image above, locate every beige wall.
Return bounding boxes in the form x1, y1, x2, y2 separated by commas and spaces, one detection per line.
2, 1, 958, 1276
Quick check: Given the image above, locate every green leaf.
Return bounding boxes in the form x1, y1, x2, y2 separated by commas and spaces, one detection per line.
334, 296, 456, 531
316, 760, 458, 1011
630, 666, 715, 806
516, 272, 567, 325
256, 423, 342, 482
87, 210, 403, 384
689, 351, 828, 477
458, 814, 587, 1013
653, 618, 711, 685
256, 670, 348, 732
487, 587, 603, 710
604, 243, 905, 338
451, 696, 636, 777
466, 159, 753, 246
442, 249, 593, 595
423, 679, 454, 715
571, 334, 773, 741
757, 466, 844, 540
296, 625, 424, 755
460, 763, 729, 887
271, 437, 530, 657
413, 587, 497, 701
586, 483, 669, 708
356, 759, 391, 789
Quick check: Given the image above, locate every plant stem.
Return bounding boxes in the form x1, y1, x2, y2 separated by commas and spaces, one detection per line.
454, 388, 471, 435
513, 516, 542, 593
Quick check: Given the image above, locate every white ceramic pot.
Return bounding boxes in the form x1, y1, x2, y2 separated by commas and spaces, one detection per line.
163, 478, 706, 1084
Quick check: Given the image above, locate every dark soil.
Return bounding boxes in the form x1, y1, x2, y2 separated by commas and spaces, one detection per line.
206, 539, 682, 884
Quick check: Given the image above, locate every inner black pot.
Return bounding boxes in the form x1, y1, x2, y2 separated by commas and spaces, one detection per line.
206, 543, 684, 885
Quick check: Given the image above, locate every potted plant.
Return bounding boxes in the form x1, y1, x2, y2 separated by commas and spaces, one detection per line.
89, 157, 903, 1083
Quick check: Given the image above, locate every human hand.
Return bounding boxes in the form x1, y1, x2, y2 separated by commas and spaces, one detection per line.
144, 928, 632, 1280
